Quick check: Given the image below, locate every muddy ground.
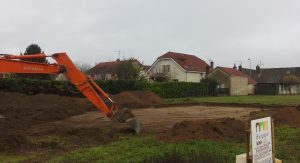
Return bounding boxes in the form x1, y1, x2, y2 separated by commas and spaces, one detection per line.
1, 91, 299, 157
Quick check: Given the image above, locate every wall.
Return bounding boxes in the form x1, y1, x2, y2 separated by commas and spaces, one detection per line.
186, 72, 204, 82
230, 76, 248, 95
256, 83, 279, 95
279, 84, 300, 95
248, 84, 255, 95
207, 69, 230, 88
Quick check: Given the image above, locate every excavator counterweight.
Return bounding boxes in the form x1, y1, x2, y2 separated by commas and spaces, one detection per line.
0, 52, 141, 133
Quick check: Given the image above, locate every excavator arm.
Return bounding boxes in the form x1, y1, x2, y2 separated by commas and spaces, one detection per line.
0, 52, 141, 133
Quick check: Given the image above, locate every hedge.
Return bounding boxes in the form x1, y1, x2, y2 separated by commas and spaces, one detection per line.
150, 82, 215, 98
0, 78, 217, 98
0, 78, 71, 96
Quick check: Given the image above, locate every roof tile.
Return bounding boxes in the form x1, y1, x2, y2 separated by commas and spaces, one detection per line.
218, 67, 257, 84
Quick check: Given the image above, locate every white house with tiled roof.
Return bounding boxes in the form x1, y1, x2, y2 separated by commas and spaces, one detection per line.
147, 52, 211, 82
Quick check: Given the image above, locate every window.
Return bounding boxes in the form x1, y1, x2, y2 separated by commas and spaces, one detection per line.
101, 74, 106, 80
162, 65, 170, 73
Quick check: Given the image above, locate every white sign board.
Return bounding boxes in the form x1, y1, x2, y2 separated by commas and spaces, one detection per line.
251, 117, 273, 163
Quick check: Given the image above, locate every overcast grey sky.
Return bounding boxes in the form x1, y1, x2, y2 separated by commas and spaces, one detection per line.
1, 0, 299, 68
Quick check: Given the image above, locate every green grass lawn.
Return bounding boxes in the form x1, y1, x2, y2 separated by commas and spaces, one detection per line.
48, 137, 244, 163
1, 126, 299, 162
166, 95, 300, 106
48, 126, 300, 163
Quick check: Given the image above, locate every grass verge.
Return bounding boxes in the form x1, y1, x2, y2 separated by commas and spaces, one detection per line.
48, 137, 244, 163
48, 126, 300, 163
0, 154, 36, 162
1, 126, 299, 162
166, 95, 300, 106
275, 126, 300, 162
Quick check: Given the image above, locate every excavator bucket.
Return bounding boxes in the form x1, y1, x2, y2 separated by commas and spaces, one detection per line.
113, 108, 141, 134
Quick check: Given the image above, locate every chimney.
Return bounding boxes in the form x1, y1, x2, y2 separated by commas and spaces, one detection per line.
206, 65, 210, 75
238, 65, 242, 71
233, 64, 237, 69
256, 65, 261, 74
210, 61, 214, 69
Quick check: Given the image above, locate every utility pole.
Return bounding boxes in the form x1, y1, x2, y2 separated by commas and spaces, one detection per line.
258, 61, 264, 67
248, 58, 252, 78
114, 50, 121, 60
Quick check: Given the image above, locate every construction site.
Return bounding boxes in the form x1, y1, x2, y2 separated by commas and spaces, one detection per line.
0, 89, 300, 162
2, 0, 300, 162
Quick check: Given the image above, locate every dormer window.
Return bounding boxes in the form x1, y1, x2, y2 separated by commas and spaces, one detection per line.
188, 65, 194, 69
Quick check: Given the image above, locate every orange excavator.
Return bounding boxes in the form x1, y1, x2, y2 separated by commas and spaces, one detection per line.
0, 52, 141, 133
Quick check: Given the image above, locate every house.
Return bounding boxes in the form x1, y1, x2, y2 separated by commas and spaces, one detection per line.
0, 73, 9, 79
87, 59, 149, 80
207, 66, 257, 95
147, 51, 211, 82
242, 66, 300, 95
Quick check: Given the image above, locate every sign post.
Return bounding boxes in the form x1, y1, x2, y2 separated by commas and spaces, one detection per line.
250, 117, 273, 163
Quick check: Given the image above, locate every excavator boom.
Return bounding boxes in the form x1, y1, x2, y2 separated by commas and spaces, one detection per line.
0, 52, 141, 133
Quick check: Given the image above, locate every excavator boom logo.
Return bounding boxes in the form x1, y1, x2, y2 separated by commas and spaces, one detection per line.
23, 67, 44, 72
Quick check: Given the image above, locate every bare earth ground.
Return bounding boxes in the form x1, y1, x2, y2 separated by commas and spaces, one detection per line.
29, 105, 261, 134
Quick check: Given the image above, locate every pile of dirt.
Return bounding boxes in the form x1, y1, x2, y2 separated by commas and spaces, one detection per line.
157, 118, 245, 142
273, 108, 300, 127
44, 126, 119, 146
112, 91, 163, 108
0, 92, 96, 129
249, 109, 275, 119
0, 91, 98, 151
0, 118, 29, 151
297, 105, 300, 111
250, 107, 300, 127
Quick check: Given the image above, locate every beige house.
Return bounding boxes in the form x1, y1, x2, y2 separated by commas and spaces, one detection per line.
207, 67, 257, 95
147, 52, 210, 82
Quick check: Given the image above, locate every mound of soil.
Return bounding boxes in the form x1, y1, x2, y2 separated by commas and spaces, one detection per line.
0, 91, 97, 151
0, 91, 150, 151
46, 126, 119, 146
112, 91, 162, 108
273, 108, 300, 127
250, 107, 300, 127
249, 109, 275, 119
0, 118, 29, 151
0, 92, 96, 129
157, 118, 245, 142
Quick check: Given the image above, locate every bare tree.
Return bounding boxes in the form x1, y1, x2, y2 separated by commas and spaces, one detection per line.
282, 74, 300, 94
75, 61, 92, 73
